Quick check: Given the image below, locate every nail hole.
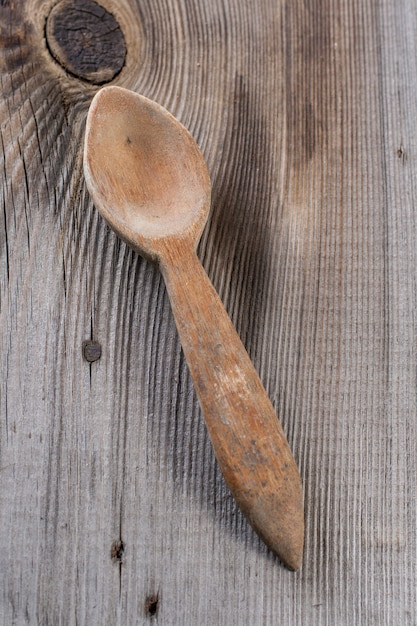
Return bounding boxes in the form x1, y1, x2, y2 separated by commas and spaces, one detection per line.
111, 540, 125, 563
83, 340, 102, 362
145, 594, 159, 617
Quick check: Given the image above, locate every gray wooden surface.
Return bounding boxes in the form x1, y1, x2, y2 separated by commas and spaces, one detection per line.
1, 0, 416, 624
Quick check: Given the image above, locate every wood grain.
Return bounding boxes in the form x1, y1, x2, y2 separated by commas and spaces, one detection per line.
1, 0, 417, 624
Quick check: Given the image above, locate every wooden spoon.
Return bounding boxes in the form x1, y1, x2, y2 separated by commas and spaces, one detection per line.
83, 86, 304, 570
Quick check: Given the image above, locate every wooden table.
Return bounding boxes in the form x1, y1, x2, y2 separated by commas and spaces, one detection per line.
1, 0, 416, 623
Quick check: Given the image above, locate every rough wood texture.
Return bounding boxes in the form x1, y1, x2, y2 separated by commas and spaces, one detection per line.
1, 0, 416, 624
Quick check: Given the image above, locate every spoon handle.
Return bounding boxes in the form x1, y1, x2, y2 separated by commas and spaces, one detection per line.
159, 243, 304, 569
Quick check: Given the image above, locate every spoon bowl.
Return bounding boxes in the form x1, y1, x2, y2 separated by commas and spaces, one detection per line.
84, 86, 304, 569
84, 86, 211, 258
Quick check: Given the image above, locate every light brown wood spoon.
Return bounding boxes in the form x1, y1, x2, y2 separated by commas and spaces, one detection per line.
83, 86, 304, 570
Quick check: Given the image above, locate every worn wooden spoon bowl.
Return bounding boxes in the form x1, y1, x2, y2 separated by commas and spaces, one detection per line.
84, 86, 304, 570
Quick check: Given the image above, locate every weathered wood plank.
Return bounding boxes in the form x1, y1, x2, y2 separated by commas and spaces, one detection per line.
1, 0, 416, 624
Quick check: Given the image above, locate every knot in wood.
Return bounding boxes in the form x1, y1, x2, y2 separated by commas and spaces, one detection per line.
45, 0, 126, 84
